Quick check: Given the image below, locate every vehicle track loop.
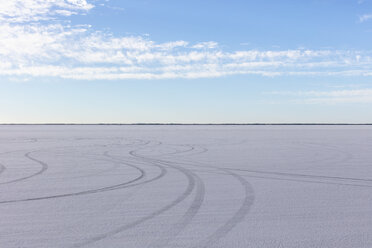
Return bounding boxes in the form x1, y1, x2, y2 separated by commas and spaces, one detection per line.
0, 151, 48, 186
146, 159, 205, 248
141, 144, 254, 248
172, 146, 255, 248
0, 151, 150, 204
72, 144, 204, 248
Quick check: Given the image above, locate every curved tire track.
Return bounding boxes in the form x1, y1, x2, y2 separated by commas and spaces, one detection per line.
72, 145, 204, 248
197, 168, 255, 248
137, 144, 254, 248
0, 163, 5, 176
0, 151, 160, 204
145, 159, 206, 248
0, 152, 48, 186
172, 146, 256, 248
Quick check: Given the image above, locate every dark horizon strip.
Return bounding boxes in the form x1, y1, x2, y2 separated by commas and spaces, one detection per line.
1, 123, 372, 126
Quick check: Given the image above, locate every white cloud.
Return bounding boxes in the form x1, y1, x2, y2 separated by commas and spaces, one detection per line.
359, 14, 372, 22
192, 41, 218, 49
0, 0, 93, 23
1, 0, 372, 80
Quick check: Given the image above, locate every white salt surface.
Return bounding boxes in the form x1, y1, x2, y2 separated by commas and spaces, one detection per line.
0, 125, 372, 248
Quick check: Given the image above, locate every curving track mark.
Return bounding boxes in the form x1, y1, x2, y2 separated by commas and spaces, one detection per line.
242, 173, 372, 188
178, 143, 372, 188
68, 143, 158, 180
145, 159, 206, 248
172, 146, 255, 248
227, 167, 372, 184
0, 152, 48, 186
0, 163, 5, 176
198, 169, 255, 248
180, 145, 208, 157
154, 144, 208, 160
173, 145, 208, 158
72, 144, 204, 248
0, 152, 154, 204
143, 144, 254, 248
72, 158, 196, 247
189, 167, 372, 188
154, 144, 195, 158
159, 172, 204, 246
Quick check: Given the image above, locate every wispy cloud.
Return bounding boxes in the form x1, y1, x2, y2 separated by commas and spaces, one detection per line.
0, 0, 93, 23
359, 13, 372, 22
1, 0, 372, 80
268, 89, 372, 104
192, 41, 218, 49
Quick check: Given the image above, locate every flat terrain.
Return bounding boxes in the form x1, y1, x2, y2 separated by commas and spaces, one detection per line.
1, 125, 372, 248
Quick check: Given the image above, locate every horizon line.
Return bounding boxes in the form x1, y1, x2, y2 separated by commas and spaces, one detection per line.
1, 123, 372, 126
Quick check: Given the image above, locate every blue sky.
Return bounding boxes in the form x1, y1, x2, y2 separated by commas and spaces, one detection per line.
1, 0, 372, 123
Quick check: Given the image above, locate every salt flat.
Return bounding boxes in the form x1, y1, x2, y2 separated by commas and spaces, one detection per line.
0, 125, 372, 248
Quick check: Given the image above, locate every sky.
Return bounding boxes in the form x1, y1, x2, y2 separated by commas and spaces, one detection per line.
0, 0, 372, 123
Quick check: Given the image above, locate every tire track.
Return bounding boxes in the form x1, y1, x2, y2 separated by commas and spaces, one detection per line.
240, 173, 372, 188
0, 163, 5, 176
144, 159, 205, 248
197, 168, 255, 248
0, 151, 158, 204
226, 167, 372, 184
188, 167, 372, 188
140, 144, 254, 248
72, 144, 204, 248
158, 144, 208, 159
0, 142, 135, 185
0, 151, 48, 186
178, 144, 372, 188
169, 146, 255, 248
65, 139, 155, 179
154, 172, 204, 248
154, 144, 195, 158
0, 164, 6, 175
72, 158, 196, 247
